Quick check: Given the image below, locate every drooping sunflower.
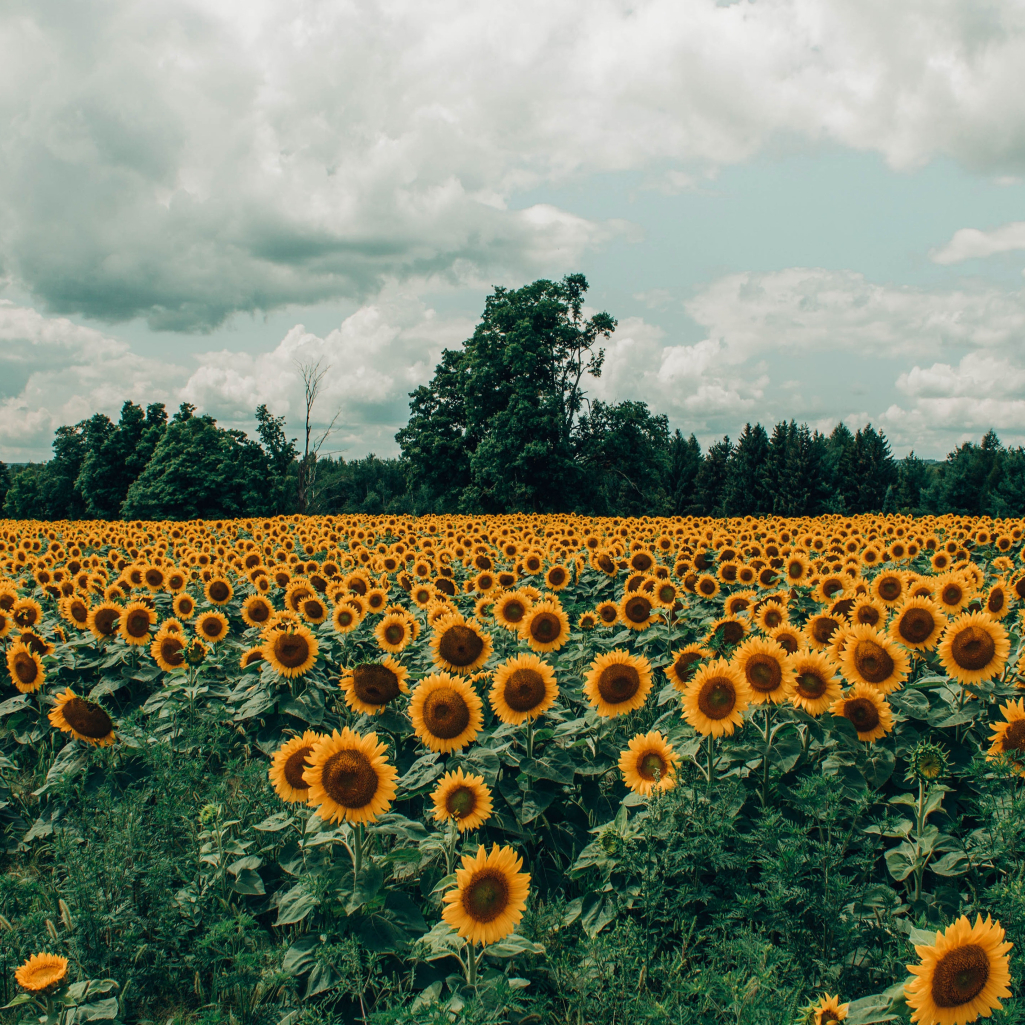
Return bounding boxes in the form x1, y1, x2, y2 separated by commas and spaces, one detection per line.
340, 657, 410, 715
268, 730, 324, 803
839, 624, 909, 695
619, 731, 679, 796
172, 592, 196, 620
441, 843, 531, 945
6, 642, 44, 693
14, 952, 69, 993
332, 603, 362, 634
888, 596, 947, 652
119, 600, 156, 646
151, 631, 186, 671
520, 600, 571, 653
493, 591, 532, 632
987, 698, 1025, 774
204, 577, 234, 606
303, 728, 398, 825
196, 610, 230, 644
583, 649, 653, 718
904, 914, 1012, 1025
431, 768, 494, 832
787, 649, 843, 716
937, 611, 1010, 685
263, 624, 319, 678
733, 636, 794, 705
49, 688, 116, 746
430, 613, 493, 675
409, 672, 483, 753
374, 611, 415, 653
830, 684, 893, 742
810, 993, 849, 1024
489, 653, 559, 724
682, 660, 750, 737
241, 594, 274, 628
665, 643, 711, 692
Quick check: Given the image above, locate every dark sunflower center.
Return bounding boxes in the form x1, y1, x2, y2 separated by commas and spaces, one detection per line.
439, 625, 485, 667
422, 686, 471, 738
353, 664, 400, 705
746, 655, 782, 693
856, 606, 881, 626
796, 670, 827, 699
631, 553, 653, 571
243, 649, 263, 666
844, 697, 880, 733
599, 605, 618, 624
502, 600, 526, 624
898, 608, 934, 644
823, 579, 844, 597
638, 752, 666, 781
763, 608, 783, 628
988, 590, 1005, 613
720, 621, 745, 645
853, 639, 894, 683
951, 626, 996, 670
63, 697, 113, 739
69, 601, 88, 624
321, 749, 378, 808
673, 652, 701, 683
177, 598, 194, 615
787, 562, 803, 579
819, 1013, 841, 1024
200, 617, 223, 638
504, 667, 546, 712
209, 581, 230, 602
461, 870, 510, 923
698, 678, 736, 719
548, 568, 566, 586
13, 652, 38, 685
94, 609, 119, 635
878, 577, 902, 600
529, 612, 562, 643
248, 600, 270, 622
624, 596, 652, 623
1002, 719, 1025, 752
446, 785, 477, 817
336, 609, 355, 626
125, 610, 151, 637
160, 637, 184, 666
931, 943, 989, 1008
597, 664, 640, 704
283, 746, 314, 789
812, 617, 839, 644
274, 634, 310, 668
384, 623, 405, 644
942, 585, 963, 606
776, 632, 799, 654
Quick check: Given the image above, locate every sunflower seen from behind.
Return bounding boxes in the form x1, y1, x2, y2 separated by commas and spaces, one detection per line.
442, 844, 531, 945
303, 728, 398, 825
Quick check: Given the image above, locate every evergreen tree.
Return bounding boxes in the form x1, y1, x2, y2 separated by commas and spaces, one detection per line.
824, 423, 857, 512
665, 431, 703, 515
695, 436, 732, 516
0, 460, 9, 512
926, 430, 1004, 515
893, 452, 933, 512
254, 404, 298, 513
40, 424, 87, 519
851, 424, 897, 512
724, 422, 770, 515
992, 447, 1025, 516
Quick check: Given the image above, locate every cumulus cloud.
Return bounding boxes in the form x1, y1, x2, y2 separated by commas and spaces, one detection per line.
5, 0, 1025, 329
931, 221, 1025, 264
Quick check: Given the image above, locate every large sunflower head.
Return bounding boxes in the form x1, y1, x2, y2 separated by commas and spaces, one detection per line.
11, 597, 42, 630
6, 642, 44, 693
204, 577, 234, 606
303, 728, 398, 825
441, 844, 531, 945
888, 595, 946, 652
48, 688, 116, 746
241, 594, 274, 628
987, 698, 1025, 774
904, 915, 1012, 1025
263, 624, 319, 678
786, 649, 843, 716
839, 624, 909, 695
409, 672, 483, 753
938, 611, 1010, 685
870, 570, 907, 607
733, 636, 794, 705
172, 593, 196, 620
430, 613, 493, 675
196, 610, 230, 644
119, 600, 157, 646
493, 591, 533, 632
665, 643, 711, 692
151, 632, 186, 672
14, 953, 69, 994
374, 611, 415, 653
830, 684, 893, 742
340, 657, 409, 715
619, 731, 678, 796
269, 730, 324, 803
682, 660, 750, 737
520, 600, 571, 653
431, 768, 494, 832
619, 592, 657, 631
582, 649, 653, 718
489, 653, 559, 724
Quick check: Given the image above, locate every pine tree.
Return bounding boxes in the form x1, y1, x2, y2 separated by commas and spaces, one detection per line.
724, 423, 769, 515
665, 431, 703, 515
695, 436, 732, 516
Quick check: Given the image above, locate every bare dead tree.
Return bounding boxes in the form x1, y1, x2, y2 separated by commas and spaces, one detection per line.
294, 359, 342, 514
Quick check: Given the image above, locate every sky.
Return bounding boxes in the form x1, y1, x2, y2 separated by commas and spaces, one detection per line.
4, 0, 1025, 463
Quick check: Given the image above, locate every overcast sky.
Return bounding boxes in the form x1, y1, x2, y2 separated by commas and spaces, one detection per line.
5, 0, 1025, 462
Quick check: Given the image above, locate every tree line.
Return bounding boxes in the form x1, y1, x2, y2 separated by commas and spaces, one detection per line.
2, 274, 1024, 520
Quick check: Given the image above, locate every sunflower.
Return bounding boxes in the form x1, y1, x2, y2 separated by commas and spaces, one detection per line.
619, 592, 656, 630
172, 592, 196, 619
58, 595, 90, 630
303, 728, 398, 825
431, 768, 494, 832
782, 552, 812, 585
340, 657, 409, 715
86, 601, 121, 641
10, 597, 42, 629
904, 915, 1012, 1025
441, 844, 531, 945
888, 596, 946, 652
520, 600, 571, 653
938, 612, 1010, 685
374, 611, 415, 653
984, 580, 1011, 619
787, 649, 843, 716
268, 730, 324, 803
595, 600, 620, 627
577, 611, 597, 630
870, 570, 907, 607
430, 613, 493, 675
14, 953, 69, 993
196, 610, 229, 644
263, 625, 319, 678
753, 599, 788, 632
409, 672, 483, 753
6, 642, 44, 693
813, 574, 848, 605
241, 594, 274, 628
240, 645, 264, 668
806, 613, 844, 651
619, 731, 678, 796
694, 573, 720, 599
850, 596, 887, 629
151, 632, 186, 671
665, 643, 711, 692
705, 615, 748, 649
839, 624, 909, 694
489, 653, 559, 724
682, 660, 750, 737
811, 993, 849, 1024
769, 623, 807, 655
830, 684, 893, 742
48, 688, 115, 746
733, 636, 794, 705
204, 577, 234, 606
119, 600, 156, 646
332, 603, 362, 634
493, 591, 533, 632
933, 571, 974, 615
583, 649, 653, 718
544, 563, 570, 591
987, 698, 1025, 773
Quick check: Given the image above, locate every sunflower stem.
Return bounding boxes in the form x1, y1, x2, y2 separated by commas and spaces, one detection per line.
705, 734, 714, 793
466, 942, 478, 987
525, 717, 534, 761
353, 823, 364, 878
761, 704, 774, 808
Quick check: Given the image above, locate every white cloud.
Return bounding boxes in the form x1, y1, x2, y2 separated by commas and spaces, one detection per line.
932, 221, 1025, 264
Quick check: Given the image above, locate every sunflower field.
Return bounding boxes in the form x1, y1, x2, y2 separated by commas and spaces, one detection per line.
2, 515, 1025, 1025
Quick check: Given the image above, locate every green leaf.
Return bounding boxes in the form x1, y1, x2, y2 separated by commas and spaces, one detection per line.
908, 926, 940, 946
227, 855, 263, 874
303, 963, 336, 999
579, 891, 617, 938
482, 933, 545, 958
282, 935, 321, 975
930, 850, 969, 877
231, 868, 266, 895
254, 811, 292, 832
884, 846, 916, 882
274, 884, 320, 926
346, 862, 385, 914
520, 788, 555, 824
368, 813, 429, 842
73, 998, 120, 1022
398, 753, 443, 793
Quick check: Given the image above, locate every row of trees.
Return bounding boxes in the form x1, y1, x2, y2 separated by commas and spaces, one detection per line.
2, 274, 1024, 519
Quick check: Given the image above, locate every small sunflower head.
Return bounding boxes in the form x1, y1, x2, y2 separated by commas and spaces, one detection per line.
199, 803, 220, 826
184, 639, 208, 666
907, 739, 948, 783
599, 826, 624, 856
